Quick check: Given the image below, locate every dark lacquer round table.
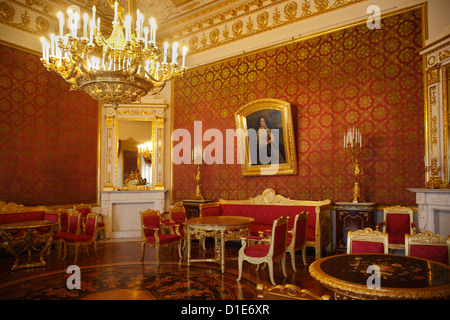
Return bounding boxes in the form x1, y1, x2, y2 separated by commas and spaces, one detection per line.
309, 253, 450, 300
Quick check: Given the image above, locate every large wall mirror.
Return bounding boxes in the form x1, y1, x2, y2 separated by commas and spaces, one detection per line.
117, 119, 155, 188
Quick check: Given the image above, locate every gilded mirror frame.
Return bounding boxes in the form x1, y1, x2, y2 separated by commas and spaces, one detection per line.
443, 63, 450, 188
101, 103, 167, 191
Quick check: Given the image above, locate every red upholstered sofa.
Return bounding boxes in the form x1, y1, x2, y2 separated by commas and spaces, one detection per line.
0, 201, 68, 238
199, 188, 332, 259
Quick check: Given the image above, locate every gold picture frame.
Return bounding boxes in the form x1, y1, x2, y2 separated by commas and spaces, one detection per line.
235, 99, 298, 176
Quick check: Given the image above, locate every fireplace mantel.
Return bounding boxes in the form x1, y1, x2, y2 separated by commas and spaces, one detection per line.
408, 188, 450, 237
100, 189, 167, 239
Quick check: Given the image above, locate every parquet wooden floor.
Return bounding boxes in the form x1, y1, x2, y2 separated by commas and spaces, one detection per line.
0, 238, 333, 301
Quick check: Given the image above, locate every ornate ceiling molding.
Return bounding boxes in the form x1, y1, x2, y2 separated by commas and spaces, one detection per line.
160, 0, 370, 54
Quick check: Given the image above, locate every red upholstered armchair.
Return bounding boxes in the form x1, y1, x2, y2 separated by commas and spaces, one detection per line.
74, 203, 105, 240
375, 205, 416, 250
286, 211, 309, 271
140, 209, 182, 264
405, 231, 450, 265
62, 213, 99, 263
347, 228, 388, 254
237, 216, 290, 286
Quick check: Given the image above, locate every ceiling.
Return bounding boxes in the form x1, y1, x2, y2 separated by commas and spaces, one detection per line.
1, 0, 372, 55
50, 0, 234, 28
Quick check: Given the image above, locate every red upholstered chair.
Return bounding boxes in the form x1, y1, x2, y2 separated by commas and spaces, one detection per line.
405, 231, 450, 265
62, 213, 99, 263
52, 211, 81, 258
74, 203, 105, 240
140, 209, 182, 264
237, 216, 290, 286
347, 228, 388, 254
375, 205, 416, 251
286, 211, 309, 271
162, 202, 187, 249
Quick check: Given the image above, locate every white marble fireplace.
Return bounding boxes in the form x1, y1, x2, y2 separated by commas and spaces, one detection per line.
408, 188, 450, 237
100, 190, 167, 239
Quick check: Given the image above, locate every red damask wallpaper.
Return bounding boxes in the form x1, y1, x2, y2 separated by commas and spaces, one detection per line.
173, 8, 425, 205
0, 45, 98, 206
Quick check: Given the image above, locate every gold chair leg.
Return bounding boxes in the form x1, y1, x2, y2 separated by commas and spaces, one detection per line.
288, 249, 297, 272
74, 243, 80, 264
268, 262, 276, 286
236, 257, 243, 282
94, 242, 98, 258
62, 242, 67, 260
156, 244, 160, 265
141, 242, 146, 261
301, 246, 308, 266
281, 254, 288, 278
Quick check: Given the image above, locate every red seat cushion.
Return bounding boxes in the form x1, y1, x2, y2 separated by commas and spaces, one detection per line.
64, 234, 93, 243
352, 241, 384, 253
244, 244, 270, 257
53, 232, 75, 240
145, 233, 180, 244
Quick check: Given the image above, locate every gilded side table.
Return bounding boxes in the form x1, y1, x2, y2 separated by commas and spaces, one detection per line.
0, 220, 58, 270
335, 202, 376, 252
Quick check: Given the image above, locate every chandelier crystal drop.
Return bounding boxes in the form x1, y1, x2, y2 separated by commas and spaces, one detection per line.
40, 1, 187, 109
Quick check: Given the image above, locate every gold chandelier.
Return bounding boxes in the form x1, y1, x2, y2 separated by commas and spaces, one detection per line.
40, 1, 187, 109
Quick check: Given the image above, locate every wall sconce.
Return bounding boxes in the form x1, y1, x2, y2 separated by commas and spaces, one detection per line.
138, 142, 153, 166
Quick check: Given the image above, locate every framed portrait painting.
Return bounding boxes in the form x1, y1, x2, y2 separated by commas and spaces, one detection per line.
235, 99, 298, 177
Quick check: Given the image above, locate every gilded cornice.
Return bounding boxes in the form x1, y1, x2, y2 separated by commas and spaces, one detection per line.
160, 0, 370, 54
0, 0, 54, 35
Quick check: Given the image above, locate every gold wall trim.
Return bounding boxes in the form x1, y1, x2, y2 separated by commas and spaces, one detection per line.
163, 0, 370, 54
0, 0, 53, 35
183, 3, 426, 73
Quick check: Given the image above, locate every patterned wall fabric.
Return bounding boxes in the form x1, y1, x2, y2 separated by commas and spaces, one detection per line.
0, 45, 98, 206
173, 9, 425, 205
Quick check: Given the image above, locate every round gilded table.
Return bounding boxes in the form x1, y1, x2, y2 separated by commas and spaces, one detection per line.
186, 216, 255, 273
309, 253, 450, 300
0, 220, 58, 270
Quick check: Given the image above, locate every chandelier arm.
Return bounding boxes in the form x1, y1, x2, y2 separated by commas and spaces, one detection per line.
73, 54, 90, 74
144, 71, 162, 83
64, 63, 77, 81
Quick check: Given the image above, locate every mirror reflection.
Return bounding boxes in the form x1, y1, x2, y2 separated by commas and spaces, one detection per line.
117, 120, 154, 189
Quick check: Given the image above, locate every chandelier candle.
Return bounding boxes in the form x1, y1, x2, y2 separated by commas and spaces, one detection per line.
40, 1, 187, 109
344, 127, 364, 203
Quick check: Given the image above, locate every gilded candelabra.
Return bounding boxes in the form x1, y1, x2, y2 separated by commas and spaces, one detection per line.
193, 144, 204, 200
344, 127, 364, 203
